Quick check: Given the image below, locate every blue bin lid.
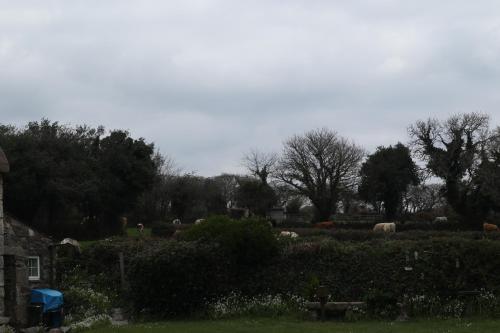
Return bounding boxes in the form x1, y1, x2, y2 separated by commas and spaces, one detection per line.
30, 289, 64, 312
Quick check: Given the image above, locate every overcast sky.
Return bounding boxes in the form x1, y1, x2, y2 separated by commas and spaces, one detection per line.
1, 1, 499, 175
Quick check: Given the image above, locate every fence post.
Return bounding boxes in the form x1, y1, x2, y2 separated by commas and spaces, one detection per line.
119, 252, 126, 291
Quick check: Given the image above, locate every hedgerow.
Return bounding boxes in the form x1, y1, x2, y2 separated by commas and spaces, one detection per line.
59, 225, 500, 319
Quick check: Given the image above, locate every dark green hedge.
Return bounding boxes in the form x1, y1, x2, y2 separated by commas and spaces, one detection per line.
127, 241, 231, 317
283, 229, 500, 242
180, 215, 279, 266
265, 239, 500, 299
150, 221, 176, 237
61, 236, 500, 318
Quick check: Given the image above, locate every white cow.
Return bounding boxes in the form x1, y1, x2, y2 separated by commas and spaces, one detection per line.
433, 216, 448, 223
194, 218, 206, 225
373, 222, 396, 233
279, 231, 299, 238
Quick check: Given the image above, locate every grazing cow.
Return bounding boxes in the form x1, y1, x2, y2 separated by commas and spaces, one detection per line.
373, 222, 396, 233
483, 223, 499, 232
172, 219, 181, 225
434, 216, 448, 223
195, 218, 206, 225
313, 221, 335, 229
279, 231, 299, 238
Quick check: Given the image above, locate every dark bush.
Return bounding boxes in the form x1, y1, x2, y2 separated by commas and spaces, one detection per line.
180, 215, 279, 266
365, 290, 399, 319
151, 221, 176, 237
270, 239, 500, 301
127, 241, 231, 317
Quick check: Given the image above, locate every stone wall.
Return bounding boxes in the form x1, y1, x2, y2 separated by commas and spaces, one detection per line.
0, 175, 5, 318
3, 216, 54, 326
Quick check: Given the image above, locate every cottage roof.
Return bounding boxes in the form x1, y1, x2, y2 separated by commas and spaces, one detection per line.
0, 146, 9, 173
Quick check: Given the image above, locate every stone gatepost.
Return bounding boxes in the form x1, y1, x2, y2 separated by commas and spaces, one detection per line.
0, 147, 10, 318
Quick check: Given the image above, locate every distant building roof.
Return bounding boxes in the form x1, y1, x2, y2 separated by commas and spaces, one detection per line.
0, 146, 9, 173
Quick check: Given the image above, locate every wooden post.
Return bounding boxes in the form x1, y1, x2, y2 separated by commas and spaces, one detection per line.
317, 285, 329, 321
119, 252, 125, 291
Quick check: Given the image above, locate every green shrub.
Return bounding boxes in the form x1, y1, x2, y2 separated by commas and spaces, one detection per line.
365, 290, 399, 319
64, 286, 112, 320
180, 215, 279, 266
151, 221, 176, 237
58, 263, 114, 323
127, 241, 231, 317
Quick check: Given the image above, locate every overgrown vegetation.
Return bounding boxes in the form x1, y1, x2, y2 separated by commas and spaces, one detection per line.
59, 227, 500, 320
179, 216, 279, 266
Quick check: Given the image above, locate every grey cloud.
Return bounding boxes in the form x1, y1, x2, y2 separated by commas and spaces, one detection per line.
0, 1, 499, 175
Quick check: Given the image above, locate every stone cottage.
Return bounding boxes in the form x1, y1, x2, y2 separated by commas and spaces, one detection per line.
0, 147, 55, 326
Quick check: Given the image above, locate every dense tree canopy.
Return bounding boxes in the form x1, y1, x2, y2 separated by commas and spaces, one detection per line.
234, 177, 277, 217
0, 119, 156, 238
359, 143, 420, 220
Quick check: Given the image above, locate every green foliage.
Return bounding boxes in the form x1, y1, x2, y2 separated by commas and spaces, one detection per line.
235, 178, 277, 217
127, 241, 231, 317
303, 275, 321, 301
180, 215, 279, 266
150, 221, 176, 237
58, 264, 114, 323
0, 119, 157, 238
365, 290, 399, 319
359, 143, 420, 220
64, 286, 112, 321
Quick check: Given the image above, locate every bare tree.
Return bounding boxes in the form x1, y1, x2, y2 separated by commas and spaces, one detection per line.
408, 112, 492, 221
242, 149, 277, 184
274, 128, 365, 221
212, 173, 239, 208
403, 184, 445, 213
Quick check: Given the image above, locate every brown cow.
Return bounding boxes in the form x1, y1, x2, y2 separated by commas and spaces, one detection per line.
313, 221, 335, 229
483, 223, 499, 232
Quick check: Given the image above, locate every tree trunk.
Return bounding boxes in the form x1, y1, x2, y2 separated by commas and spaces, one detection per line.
313, 199, 334, 222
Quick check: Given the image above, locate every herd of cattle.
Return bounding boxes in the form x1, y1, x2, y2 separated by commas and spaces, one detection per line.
137, 217, 500, 238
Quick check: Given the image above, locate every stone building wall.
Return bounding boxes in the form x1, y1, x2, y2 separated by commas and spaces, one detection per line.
0, 175, 5, 318
3, 216, 54, 326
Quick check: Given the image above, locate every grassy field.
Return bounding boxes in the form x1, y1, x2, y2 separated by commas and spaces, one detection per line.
87, 318, 500, 333
126, 227, 152, 237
